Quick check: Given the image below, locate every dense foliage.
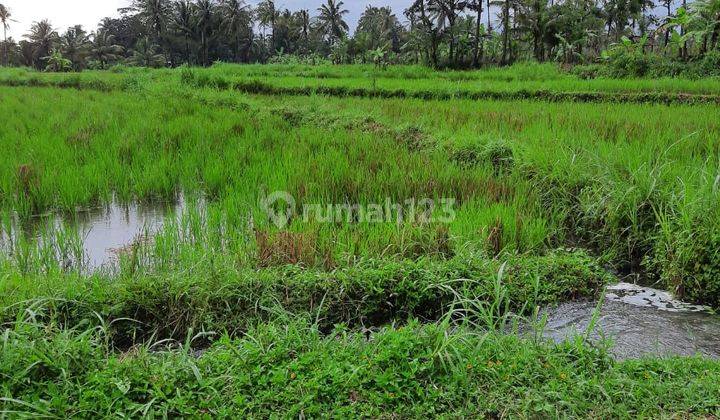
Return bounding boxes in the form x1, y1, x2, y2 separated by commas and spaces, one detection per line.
1, 0, 720, 71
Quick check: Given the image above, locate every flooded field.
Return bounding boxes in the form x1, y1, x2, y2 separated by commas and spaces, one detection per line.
0, 196, 197, 271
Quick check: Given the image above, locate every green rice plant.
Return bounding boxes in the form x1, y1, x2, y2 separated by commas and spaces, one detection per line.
3, 76, 720, 304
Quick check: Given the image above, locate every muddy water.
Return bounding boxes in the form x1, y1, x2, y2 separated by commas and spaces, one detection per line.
0, 196, 192, 270
539, 282, 720, 360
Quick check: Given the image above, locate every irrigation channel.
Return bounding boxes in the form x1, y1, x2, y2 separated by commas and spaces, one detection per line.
1, 200, 719, 360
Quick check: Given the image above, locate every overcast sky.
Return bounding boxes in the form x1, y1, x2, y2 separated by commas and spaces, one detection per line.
2, 0, 413, 41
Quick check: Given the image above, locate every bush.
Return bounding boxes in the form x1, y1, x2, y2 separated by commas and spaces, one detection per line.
605, 51, 654, 78
121, 75, 144, 92
4, 318, 719, 418
652, 211, 720, 308
179, 66, 196, 85
693, 51, 720, 77
108, 64, 130, 73
450, 139, 515, 174
589, 40, 720, 79
571, 64, 604, 79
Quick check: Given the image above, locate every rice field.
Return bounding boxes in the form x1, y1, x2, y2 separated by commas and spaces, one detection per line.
1, 64, 720, 417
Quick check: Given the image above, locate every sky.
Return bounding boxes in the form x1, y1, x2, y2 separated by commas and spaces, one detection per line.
2, 0, 412, 41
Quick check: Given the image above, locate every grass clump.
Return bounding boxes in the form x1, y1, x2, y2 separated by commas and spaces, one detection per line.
450, 138, 515, 174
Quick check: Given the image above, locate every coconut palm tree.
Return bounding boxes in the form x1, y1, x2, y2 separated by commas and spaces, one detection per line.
90, 30, 124, 69
0, 3, 14, 66
171, 0, 195, 64
491, 0, 519, 64
296, 9, 310, 44
317, 0, 349, 45
60, 25, 92, 70
256, 0, 279, 50
220, 0, 251, 62
128, 36, 166, 67
26, 20, 58, 69
406, 0, 442, 67
132, 0, 171, 43
428, 0, 467, 64
357, 6, 403, 51
467, 0, 485, 66
195, 0, 217, 66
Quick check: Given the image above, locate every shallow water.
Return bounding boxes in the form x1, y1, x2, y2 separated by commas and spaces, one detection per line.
540, 282, 720, 360
0, 196, 192, 270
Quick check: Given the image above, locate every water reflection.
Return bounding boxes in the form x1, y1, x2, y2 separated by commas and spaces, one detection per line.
0, 195, 195, 271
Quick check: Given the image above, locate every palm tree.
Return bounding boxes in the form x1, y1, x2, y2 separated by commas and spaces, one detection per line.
171, 0, 195, 64
256, 0, 279, 50
127, 36, 166, 67
131, 0, 171, 46
357, 6, 403, 52
134, 0, 170, 39
297, 9, 310, 44
491, 0, 515, 64
26, 20, 58, 69
60, 25, 92, 70
468, 0, 484, 66
406, 0, 442, 67
0, 3, 13, 66
220, 0, 251, 62
90, 30, 124, 69
428, 0, 466, 65
317, 0, 349, 45
195, 0, 217, 66
517, 0, 549, 61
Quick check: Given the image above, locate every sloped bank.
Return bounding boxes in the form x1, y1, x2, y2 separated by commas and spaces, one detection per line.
0, 249, 609, 348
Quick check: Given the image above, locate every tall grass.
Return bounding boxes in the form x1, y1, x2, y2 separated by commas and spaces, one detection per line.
238, 91, 720, 306
3, 77, 720, 305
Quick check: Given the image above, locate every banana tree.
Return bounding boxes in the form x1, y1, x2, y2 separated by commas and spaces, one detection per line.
656, 7, 691, 57
687, 0, 720, 53
370, 46, 389, 69
43, 49, 72, 72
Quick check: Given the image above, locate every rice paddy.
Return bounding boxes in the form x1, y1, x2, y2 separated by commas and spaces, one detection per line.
1, 64, 720, 417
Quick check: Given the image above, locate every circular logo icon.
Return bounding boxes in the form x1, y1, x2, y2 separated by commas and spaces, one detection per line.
261, 191, 296, 229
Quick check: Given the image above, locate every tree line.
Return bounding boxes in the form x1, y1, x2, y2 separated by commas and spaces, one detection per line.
0, 0, 718, 71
